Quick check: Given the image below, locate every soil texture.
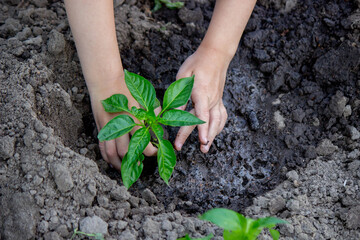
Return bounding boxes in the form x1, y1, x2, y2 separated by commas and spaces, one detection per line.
0, 0, 359, 239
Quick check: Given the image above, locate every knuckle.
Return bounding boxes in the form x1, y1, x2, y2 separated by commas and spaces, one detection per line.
220, 105, 228, 119
197, 109, 210, 118
117, 148, 126, 158
144, 149, 157, 157
212, 115, 221, 124
105, 147, 117, 159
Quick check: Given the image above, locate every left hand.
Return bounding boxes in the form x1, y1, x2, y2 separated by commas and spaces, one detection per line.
174, 45, 231, 153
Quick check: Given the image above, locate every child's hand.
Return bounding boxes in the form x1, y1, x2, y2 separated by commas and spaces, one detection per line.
173, 0, 256, 153
174, 45, 231, 153
89, 75, 158, 171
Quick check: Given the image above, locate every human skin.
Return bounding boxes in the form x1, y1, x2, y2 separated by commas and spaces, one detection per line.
64, 0, 256, 170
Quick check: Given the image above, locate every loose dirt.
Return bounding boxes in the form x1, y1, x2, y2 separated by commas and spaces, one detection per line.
0, 0, 359, 239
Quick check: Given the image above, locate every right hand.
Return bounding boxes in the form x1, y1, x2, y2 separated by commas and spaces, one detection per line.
89, 74, 158, 171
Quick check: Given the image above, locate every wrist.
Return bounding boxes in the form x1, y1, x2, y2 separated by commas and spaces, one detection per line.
196, 43, 234, 67
86, 71, 125, 99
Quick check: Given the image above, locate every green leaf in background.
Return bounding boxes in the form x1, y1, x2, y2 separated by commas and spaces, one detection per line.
127, 127, 151, 164
198, 234, 214, 240
154, 98, 161, 109
97, 115, 136, 142
223, 230, 243, 240
101, 94, 130, 113
177, 234, 214, 240
124, 70, 156, 111
269, 229, 280, 240
152, 0, 162, 11
159, 109, 205, 126
131, 107, 147, 120
199, 208, 244, 232
162, 76, 194, 112
157, 139, 176, 184
121, 153, 144, 189
160, 0, 184, 9
94, 233, 105, 240
177, 234, 192, 240
251, 217, 287, 230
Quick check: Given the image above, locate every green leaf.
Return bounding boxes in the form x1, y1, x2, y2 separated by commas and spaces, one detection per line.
94, 233, 105, 240
127, 127, 151, 164
131, 107, 147, 120
151, 123, 164, 140
197, 234, 214, 240
177, 234, 214, 240
159, 109, 205, 126
157, 139, 176, 184
146, 106, 156, 121
121, 153, 144, 189
124, 70, 156, 111
152, 0, 162, 11
223, 230, 243, 240
251, 217, 287, 230
162, 76, 194, 112
154, 98, 161, 109
177, 234, 191, 240
199, 208, 244, 232
269, 229, 280, 240
101, 94, 129, 113
97, 115, 136, 141
160, 0, 184, 9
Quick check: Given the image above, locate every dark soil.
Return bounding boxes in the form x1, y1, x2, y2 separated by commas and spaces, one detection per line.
113, 0, 360, 214
0, 0, 359, 239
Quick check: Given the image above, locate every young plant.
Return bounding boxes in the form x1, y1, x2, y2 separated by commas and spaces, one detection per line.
98, 70, 205, 189
70, 228, 104, 240
178, 234, 214, 240
178, 208, 287, 240
153, 0, 184, 12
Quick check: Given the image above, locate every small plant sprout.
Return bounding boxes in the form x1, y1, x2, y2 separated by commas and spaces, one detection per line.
70, 228, 104, 240
201, 208, 287, 240
98, 70, 205, 188
178, 208, 288, 240
178, 234, 214, 240
152, 0, 184, 12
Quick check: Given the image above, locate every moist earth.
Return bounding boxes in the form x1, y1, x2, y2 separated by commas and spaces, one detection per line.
0, 0, 359, 239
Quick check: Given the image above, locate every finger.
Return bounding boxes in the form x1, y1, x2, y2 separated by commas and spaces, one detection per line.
115, 134, 130, 158
99, 141, 108, 162
154, 106, 162, 116
176, 69, 192, 80
218, 103, 228, 135
143, 142, 158, 157
194, 98, 210, 145
201, 105, 221, 153
104, 139, 122, 171
174, 109, 196, 151
175, 103, 187, 111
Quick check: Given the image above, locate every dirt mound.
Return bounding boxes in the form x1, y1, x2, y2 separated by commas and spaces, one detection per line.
0, 0, 359, 239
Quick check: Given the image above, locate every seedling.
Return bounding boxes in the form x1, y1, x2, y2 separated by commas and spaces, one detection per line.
178, 234, 214, 240
70, 228, 104, 240
98, 70, 205, 188
153, 0, 184, 12
179, 208, 287, 240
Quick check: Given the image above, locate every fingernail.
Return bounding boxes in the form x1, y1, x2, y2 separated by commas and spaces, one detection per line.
176, 143, 182, 151
202, 145, 209, 153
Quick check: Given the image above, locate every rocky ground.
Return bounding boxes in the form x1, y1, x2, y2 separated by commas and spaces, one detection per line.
0, 0, 359, 239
